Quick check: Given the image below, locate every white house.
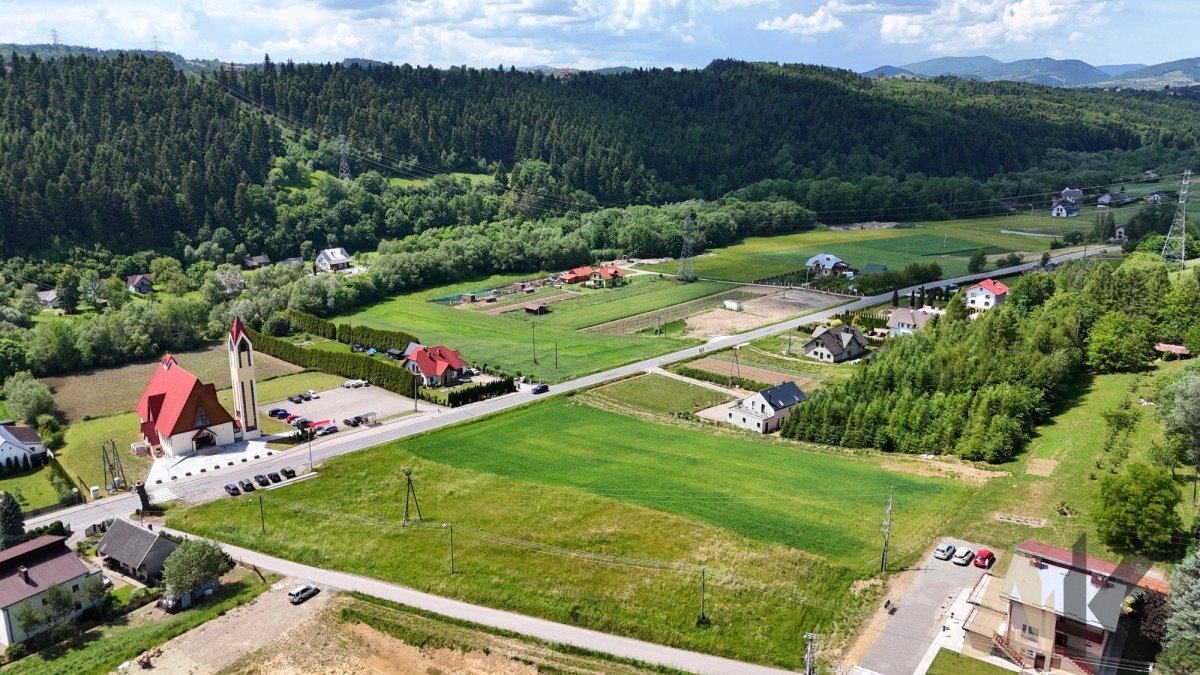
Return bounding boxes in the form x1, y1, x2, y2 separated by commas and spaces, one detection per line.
315, 247, 352, 272
0, 424, 47, 466
1112, 226, 1127, 242
1097, 192, 1131, 206
1051, 201, 1079, 218
886, 306, 945, 336
727, 381, 806, 433
0, 536, 100, 647
965, 279, 1009, 313
1060, 187, 1083, 202
1146, 192, 1166, 204
805, 253, 850, 278
803, 325, 868, 363
35, 290, 57, 309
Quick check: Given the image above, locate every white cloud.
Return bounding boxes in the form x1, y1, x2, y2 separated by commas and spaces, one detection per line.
757, 4, 844, 35
879, 0, 1108, 52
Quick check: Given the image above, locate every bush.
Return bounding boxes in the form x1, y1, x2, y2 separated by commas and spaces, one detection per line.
2, 372, 57, 425
5, 642, 27, 661
261, 313, 291, 337
283, 309, 419, 353
673, 366, 772, 392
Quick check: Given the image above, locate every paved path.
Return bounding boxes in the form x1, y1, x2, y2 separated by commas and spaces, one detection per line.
164, 528, 793, 675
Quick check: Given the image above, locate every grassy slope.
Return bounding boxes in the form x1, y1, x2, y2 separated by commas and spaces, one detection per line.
0, 398, 10, 419
0, 468, 61, 511
926, 649, 1009, 675
506, 278, 729, 329
588, 374, 732, 414
336, 276, 700, 383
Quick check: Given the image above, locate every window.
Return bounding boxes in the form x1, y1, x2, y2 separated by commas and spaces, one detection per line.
194, 407, 209, 427
1021, 624, 1040, 640
72, 584, 79, 592
41, 599, 47, 606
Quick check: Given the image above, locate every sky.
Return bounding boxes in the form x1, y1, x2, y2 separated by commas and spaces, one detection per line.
0, 0, 1194, 72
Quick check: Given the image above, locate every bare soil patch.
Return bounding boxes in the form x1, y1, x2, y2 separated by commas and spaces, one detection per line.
993, 512, 1048, 527
581, 287, 758, 335
481, 290, 580, 315
1026, 458, 1058, 476
43, 343, 302, 422
687, 357, 816, 388
829, 221, 897, 231
685, 289, 842, 339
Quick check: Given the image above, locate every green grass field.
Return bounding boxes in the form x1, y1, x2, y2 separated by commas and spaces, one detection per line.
506, 277, 729, 330
926, 649, 1009, 675
335, 275, 702, 383
640, 214, 1116, 282
588, 374, 732, 414
0, 398, 10, 420
0, 468, 62, 512
280, 169, 493, 192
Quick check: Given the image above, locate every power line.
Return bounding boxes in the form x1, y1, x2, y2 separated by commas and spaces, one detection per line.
1162, 169, 1191, 267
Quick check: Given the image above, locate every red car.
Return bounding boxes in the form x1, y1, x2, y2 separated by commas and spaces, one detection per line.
285, 413, 299, 423
974, 549, 995, 569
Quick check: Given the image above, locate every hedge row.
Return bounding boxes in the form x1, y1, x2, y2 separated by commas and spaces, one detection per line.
248, 327, 417, 396
284, 309, 420, 352
832, 310, 888, 332
420, 378, 516, 408
671, 366, 771, 393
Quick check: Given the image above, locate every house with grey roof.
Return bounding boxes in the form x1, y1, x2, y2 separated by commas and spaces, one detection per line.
0, 536, 99, 646
803, 325, 869, 363
315, 247, 352, 273
35, 289, 57, 309
0, 424, 47, 465
727, 381, 807, 434
805, 253, 849, 278
95, 519, 178, 583
887, 306, 945, 336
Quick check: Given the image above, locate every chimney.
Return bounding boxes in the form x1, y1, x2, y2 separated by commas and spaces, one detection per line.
17, 566, 29, 584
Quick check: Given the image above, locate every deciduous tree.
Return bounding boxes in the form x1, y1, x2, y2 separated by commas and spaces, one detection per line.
1093, 463, 1181, 555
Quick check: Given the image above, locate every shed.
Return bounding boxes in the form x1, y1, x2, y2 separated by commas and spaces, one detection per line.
1155, 343, 1191, 357
386, 348, 404, 360
524, 303, 549, 315
723, 300, 742, 312
462, 293, 477, 303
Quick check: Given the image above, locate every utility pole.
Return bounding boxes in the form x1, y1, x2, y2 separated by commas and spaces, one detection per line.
446, 523, 455, 574
258, 493, 266, 534
678, 210, 696, 282
554, 342, 558, 370
151, 34, 161, 52
803, 633, 819, 675
402, 468, 423, 526
307, 427, 314, 472
532, 323, 538, 364
696, 567, 710, 627
879, 487, 894, 575
412, 377, 418, 412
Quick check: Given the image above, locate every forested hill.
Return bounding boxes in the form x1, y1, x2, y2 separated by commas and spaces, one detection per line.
3, 53, 1200, 254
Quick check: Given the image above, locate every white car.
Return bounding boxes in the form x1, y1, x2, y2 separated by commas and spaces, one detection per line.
288, 584, 319, 604
305, 389, 320, 399
342, 379, 364, 388
952, 548, 975, 566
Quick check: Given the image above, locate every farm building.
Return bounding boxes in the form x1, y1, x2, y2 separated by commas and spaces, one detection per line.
36, 289, 58, 309
403, 344, 469, 387
589, 265, 626, 288
96, 518, 179, 583
242, 254, 272, 269
0, 423, 46, 466
524, 303, 549, 315
805, 254, 849, 278
1050, 201, 1079, 218
724, 300, 743, 311
560, 266, 594, 284
0, 536, 101, 647
316, 247, 352, 272
126, 274, 153, 294
860, 263, 889, 276
803, 325, 868, 363
886, 306, 944, 336
727, 381, 806, 434
965, 279, 1008, 313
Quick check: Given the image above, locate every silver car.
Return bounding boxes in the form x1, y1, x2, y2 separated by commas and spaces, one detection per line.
952, 548, 975, 566
933, 542, 955, 560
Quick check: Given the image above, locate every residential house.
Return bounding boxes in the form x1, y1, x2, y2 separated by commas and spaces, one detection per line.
860, 263, 889, 276
403, 345, 469, 387
962, 540, 1165, 674
1051, 201, 1080, 218
1096, 192, 1131, 206
589, 265, 626, 288
727, 381, 806, 434
0, 424, 47, 466
126, 274, 153, 294
1061, 187, 1083, 202
95, 519, 179, 583
315, 247, 352, 273
805, 254, 850, 278
560, 266, 593, 284
886, 306, 945, 336
0, 536, 100, 647
35, 290, 57, 309
1146, 192, 1166, 204
135, 354, 237, 457
803, 325, 868, 363
1111, 226, 1127, 242
965, 279, 1009, 313
242, 254, 271, 270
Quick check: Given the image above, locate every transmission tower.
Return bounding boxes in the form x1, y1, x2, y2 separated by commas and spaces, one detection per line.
402, 468, 423, 526
151, 34, 162, 52
100, 439, 128, 493
678, 209, 696, 282
803, 633, 819, 675
50, 29, 60, 52
338, 134, 352, 180
1161, 169, 1192, 268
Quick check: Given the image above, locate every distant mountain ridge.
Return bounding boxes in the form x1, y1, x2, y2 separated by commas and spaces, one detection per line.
867, 55, 1199, 89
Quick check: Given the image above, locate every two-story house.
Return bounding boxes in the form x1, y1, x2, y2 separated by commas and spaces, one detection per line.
965, 279, 1008, 313
803, 325, 868, 363
0, 536, 100, 647
726, 381, 806, 433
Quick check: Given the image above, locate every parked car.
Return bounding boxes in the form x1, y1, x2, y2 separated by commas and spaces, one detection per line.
306, 389, 320, 399
351, 343, 365, 352
317, 424, 338, 436
281, 467, 297, 479
238, 479, 256, 492
952, 548, 975, 566
342, 379, 357, 388
224, 483, 241, 497
974, 550, 995, 569
288, 395, 304, 404
933, 542, 956, 560
354, 414, 371, 425
285, 414, 300, 423
254, 474, 270, 487
291, 418, 311, 429
299, 392, 312, 401
267, 408, 286, 417
343, 417, 360, 427
288, 584, 319, 605
531, 383, 550, 395
267, 472, 282, 483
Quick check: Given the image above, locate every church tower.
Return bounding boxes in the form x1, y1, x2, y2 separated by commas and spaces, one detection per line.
228, 316, 260, 440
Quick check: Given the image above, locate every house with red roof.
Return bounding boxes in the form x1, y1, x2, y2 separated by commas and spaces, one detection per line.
560, 266, 593, 284
136, 355, 237, 457
965, 278, 1009, 313
402, 344, 469, 387
589, 265, 626, 288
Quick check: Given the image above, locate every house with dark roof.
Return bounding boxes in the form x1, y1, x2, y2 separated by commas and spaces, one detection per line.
242, 254, 272, 270
1061, 187, 1083, 202
0, 423, 46, 465
96, 519, 179, 583
126, 274, 154, 294
859, 263, 889, 276
965, 279, 1009, 313
803, 325, 868, 363
1051, 201, 1080, 218
727, 381, 806, 433
315, 247, 352, 273
0, 536, 99, 646
402, 344, 469, 387
1146, 192, 1167, 204
805, 253, 849, 278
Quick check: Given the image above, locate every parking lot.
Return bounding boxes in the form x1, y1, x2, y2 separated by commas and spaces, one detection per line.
259, 382, 419, 429
857, 538, 993, 675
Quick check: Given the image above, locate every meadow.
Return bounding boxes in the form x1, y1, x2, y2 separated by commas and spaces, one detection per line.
505, 277, 730, 330
586, 373, 732, 414
336, 275, 702, 383
640, 213, 1119, 282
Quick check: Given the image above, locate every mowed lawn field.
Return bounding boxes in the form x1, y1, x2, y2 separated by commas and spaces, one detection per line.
588, 373, 732, 414
336, 275, 702, 383
640, 214, 1109, 282
505, 277, 730, 330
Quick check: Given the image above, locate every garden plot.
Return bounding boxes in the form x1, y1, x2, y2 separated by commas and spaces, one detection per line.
581, 287, 760, 335
684, 289, 843, 339
480, 290, 579, 315
686, 357, 818, 389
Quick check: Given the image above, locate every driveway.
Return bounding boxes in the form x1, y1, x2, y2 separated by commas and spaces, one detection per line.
261, 383, 420, 426
858, 538, 991, 675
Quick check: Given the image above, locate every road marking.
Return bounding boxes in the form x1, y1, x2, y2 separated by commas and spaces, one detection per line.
148, 488, 177, 504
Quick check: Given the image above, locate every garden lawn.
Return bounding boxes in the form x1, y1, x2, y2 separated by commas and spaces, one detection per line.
507, 277, 729, 329
58, 413, 150, 495
217, 372, 344, 408
926, 649, 1009, 675
587, 374, 732, 414
0, 398, 10, 420
8, 572, 272, 675
0, 468, 62, 512
336, 278, 699, 383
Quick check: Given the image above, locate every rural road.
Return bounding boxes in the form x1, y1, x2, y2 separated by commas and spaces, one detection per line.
161, 528, 794, 675
30, 248, 1113, 672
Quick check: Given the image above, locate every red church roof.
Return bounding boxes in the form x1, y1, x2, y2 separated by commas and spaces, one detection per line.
404, 345, 468, 378
135, 355, 234, 445
969, 279, 1009, 296
230, 315, 250, 345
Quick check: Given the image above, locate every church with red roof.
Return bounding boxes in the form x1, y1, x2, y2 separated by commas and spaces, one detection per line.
134, 317, 260, 457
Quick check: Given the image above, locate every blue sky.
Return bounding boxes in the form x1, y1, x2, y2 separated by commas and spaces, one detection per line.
0, 1, 1194, 71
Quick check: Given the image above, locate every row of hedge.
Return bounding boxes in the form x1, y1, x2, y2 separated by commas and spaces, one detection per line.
248, 327, 418, 396
832, 310, 888, 332
419, 378, 517, 408
284, 310, 419, 352
671, 366, 772, 392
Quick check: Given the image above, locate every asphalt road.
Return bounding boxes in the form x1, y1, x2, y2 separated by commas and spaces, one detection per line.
30, 247, 1113, 672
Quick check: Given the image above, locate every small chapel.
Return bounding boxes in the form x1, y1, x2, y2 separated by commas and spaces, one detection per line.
134, 317, 260, 458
